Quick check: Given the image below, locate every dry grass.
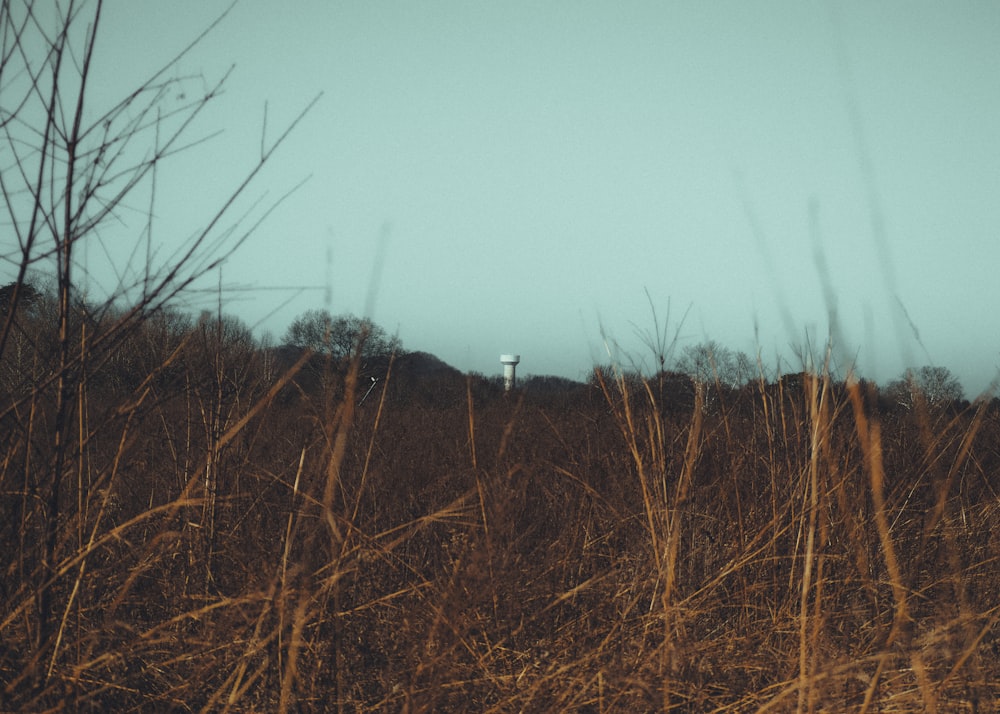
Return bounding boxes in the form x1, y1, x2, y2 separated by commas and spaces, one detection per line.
3, 4, 998, 710
2, 317, 999, 712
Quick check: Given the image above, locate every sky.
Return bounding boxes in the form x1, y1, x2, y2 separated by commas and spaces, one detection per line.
52, 2, 1000, 394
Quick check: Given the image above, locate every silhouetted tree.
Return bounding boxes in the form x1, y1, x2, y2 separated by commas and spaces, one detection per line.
0, 282, 39, 315
283, 309, 400, 360
676, 340, 753, 388
884, 365, 964, 409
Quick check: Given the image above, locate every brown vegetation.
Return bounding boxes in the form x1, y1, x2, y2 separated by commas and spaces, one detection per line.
3, 4, 997, 710
2, 298, 999, 712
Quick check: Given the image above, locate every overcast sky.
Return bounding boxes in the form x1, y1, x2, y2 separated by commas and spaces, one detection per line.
71, 2, 1000, 394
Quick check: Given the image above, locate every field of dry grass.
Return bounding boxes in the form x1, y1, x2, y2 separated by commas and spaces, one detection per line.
2, 308, 999, 712
3, 6, 998, 709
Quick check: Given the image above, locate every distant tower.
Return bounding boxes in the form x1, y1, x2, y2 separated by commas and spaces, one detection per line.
500, 354, 520, 392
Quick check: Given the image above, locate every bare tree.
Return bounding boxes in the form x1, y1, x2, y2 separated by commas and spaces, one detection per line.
676, 340, 754, 389
0, 0, 315, 694
884, 365, 964, 409
284, 308, 401, 361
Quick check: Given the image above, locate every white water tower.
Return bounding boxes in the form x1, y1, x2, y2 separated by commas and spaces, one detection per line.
500, 354, 520, 392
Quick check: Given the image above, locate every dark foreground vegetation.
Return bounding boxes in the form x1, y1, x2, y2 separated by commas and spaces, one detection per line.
4, 3, 999, 710
3, 288, 1000, 712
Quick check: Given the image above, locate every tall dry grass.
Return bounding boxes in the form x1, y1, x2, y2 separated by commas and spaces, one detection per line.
3, 3, 999, 711
3, 288, 1000, 711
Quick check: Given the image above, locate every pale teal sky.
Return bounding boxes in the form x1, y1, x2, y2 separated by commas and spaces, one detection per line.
71, 2, 1000, 393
